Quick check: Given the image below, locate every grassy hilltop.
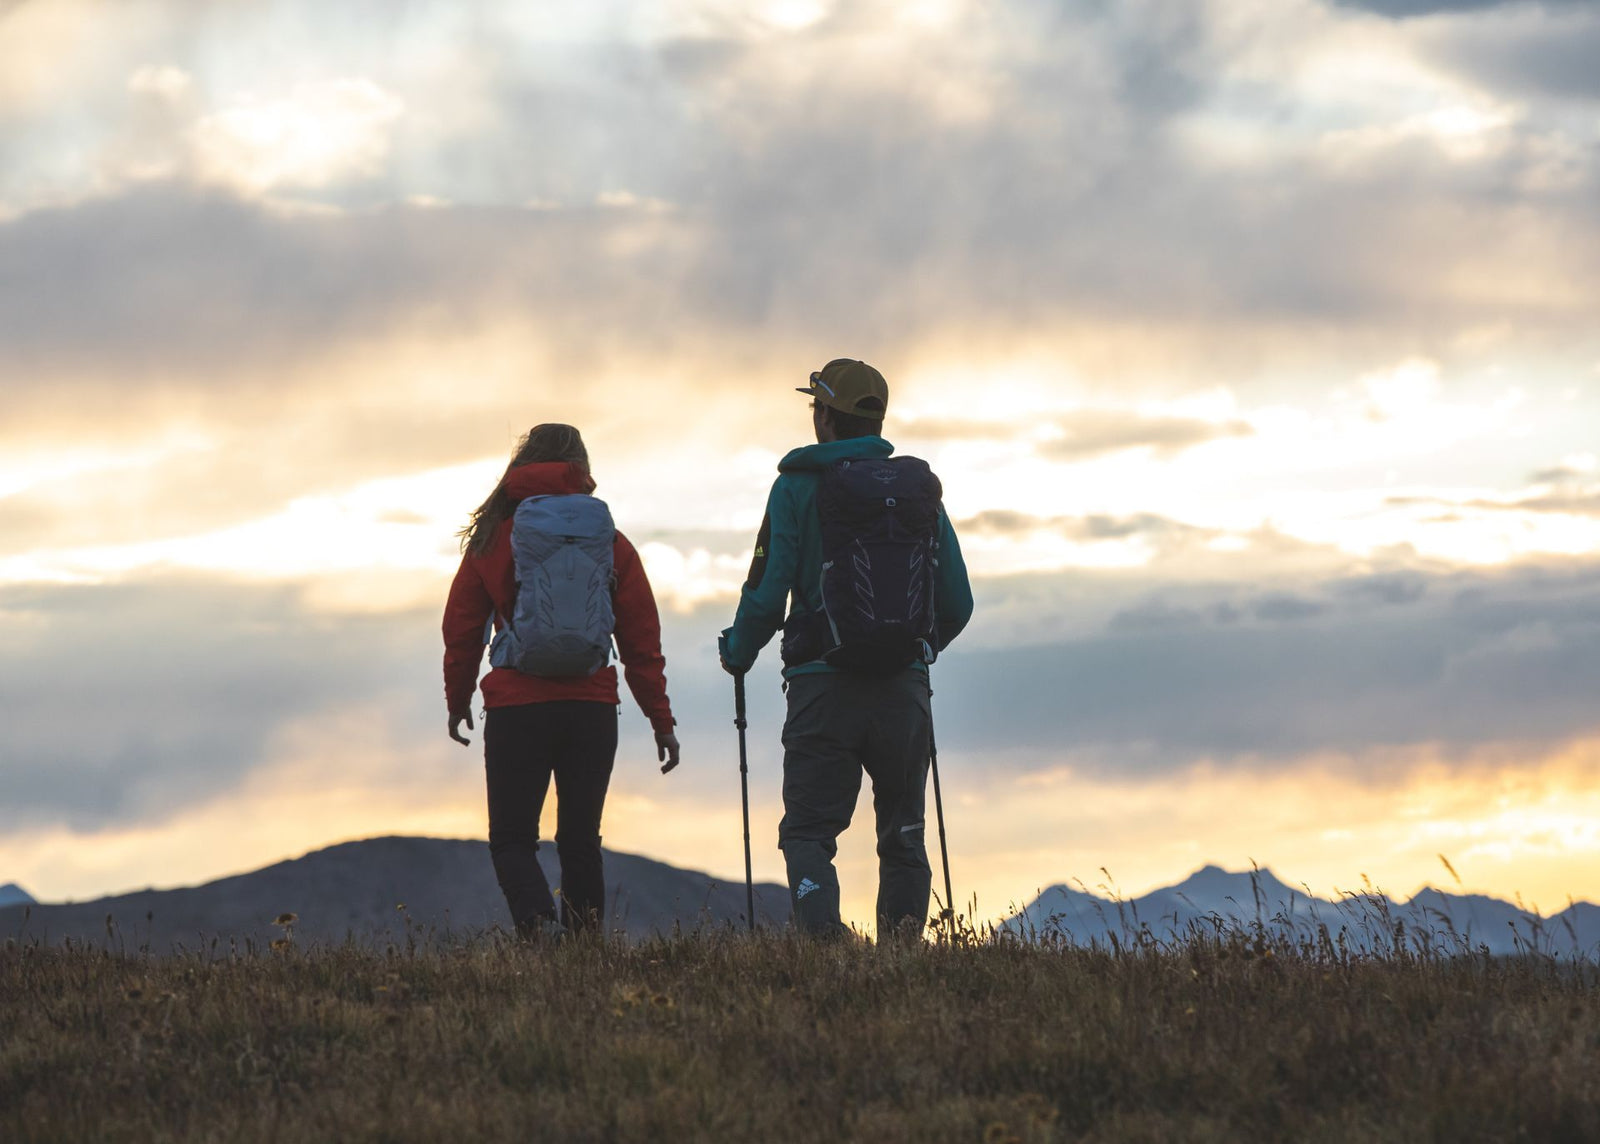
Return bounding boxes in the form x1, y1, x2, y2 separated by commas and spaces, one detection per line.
3, 929, 1598, 1143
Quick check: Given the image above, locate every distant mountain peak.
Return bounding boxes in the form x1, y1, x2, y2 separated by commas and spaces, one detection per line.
1009, 865, 1600, 957
0, 883, 34, 908
1173, 864, 1294, 896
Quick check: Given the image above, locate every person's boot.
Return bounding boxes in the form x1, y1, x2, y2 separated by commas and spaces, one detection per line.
782, 839, 847, 936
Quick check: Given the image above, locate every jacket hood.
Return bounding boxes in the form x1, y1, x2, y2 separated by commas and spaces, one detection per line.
503, 461, 597, 500
776, 436, 894, 473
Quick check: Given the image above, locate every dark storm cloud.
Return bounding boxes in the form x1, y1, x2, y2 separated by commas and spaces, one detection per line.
0, 572, 787, 836
1417, 7, 1600, 100
5, 0, 1598, 417
932, 560, 1600, 768
1250, 593, 1329, 623
1107, 599, 1217, 633
483, 0, 1600, 344
0, 186, 702, 388
0, 577, 444, 830
1330, 572, 1430, 606
8, 556, 1600, 831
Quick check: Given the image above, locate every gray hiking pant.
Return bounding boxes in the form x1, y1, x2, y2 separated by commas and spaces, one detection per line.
778, 670, 933, 938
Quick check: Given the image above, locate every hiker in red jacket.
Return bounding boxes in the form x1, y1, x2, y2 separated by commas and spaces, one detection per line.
443, 424, 680, 936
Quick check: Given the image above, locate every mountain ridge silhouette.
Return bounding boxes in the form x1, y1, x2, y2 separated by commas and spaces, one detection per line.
0, 835, 788, 950
1008, 864, 1600, 957
0, 883, 33, 909
8, 847, 1597, 956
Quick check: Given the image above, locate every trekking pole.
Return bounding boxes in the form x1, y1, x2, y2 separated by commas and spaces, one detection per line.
928, 692, 955, 937
734, 672, 756, 933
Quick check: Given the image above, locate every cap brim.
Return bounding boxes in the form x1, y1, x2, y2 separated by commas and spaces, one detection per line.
795, 387, 815, 395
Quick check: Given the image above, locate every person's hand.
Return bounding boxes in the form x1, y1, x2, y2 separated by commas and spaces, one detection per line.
717, 631, 744, 677
449, 710, 475, 746
656, 730, 681, 774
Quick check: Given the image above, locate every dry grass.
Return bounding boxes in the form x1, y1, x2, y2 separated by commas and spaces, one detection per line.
3, 924, 1598, 1143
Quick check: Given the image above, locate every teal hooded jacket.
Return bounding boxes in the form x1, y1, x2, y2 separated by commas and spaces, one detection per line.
720, 437, 974, 677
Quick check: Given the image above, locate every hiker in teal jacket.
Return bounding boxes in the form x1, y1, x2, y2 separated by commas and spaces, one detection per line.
720, 358, 974, 938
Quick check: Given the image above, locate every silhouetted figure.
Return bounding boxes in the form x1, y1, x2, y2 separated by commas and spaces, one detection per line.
444, 425, 680, 935
720, 360, 973, 938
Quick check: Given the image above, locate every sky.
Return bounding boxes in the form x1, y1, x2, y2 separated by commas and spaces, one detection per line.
2, 0, 1599, 930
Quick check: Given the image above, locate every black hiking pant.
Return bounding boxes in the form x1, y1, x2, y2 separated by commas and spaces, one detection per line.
778, 670, 933, 938
484, 701, 618, 933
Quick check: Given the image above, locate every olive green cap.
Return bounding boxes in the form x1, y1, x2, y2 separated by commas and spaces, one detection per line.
795, 358, 888, 421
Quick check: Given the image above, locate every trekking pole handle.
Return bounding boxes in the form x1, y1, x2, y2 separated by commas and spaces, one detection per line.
733, 672, 748, 733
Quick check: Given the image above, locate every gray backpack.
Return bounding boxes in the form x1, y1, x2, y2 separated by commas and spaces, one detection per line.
488, 494, 617, 678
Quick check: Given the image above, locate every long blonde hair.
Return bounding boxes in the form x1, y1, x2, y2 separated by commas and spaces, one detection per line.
458, 424, 590, 555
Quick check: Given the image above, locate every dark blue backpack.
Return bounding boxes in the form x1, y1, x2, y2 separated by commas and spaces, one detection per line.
784, 456, 943, 674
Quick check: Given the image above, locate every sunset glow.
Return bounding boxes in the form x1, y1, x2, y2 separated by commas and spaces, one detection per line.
2, 0, 1597, 933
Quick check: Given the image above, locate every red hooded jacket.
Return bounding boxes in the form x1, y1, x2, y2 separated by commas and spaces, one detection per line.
442, 462, 675, 734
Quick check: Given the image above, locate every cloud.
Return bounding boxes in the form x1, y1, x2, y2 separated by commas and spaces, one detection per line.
1041, 411, 1254, 461
899, 411, 1254, 461
4, 0, 1600, 924
0, 576, 442, 831
1107, 599, 1225, 633
190, 79, 404, 193
1481, 492, 1600, 516
1250, 592, 1330, 622
0, 417, 502, 560
127, 65, 193, 102
1531, 455, 1598, 484
1397, 2, 1600, 104
0, 570, 781, 834
1331, 0, 1592, 18
895, 420, 1018, 443
6, 553, 1595, 837
3, 0, 1598, 436
1444, 28, 1600, 102
1331, 571, 1430, 605
6, 549, 1600, 927
958, 510, 1203, 542
1389, 460, 1600, 519
0, 0, 106, 116
0, 187, 511, 384
936, 558, 1600, 763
